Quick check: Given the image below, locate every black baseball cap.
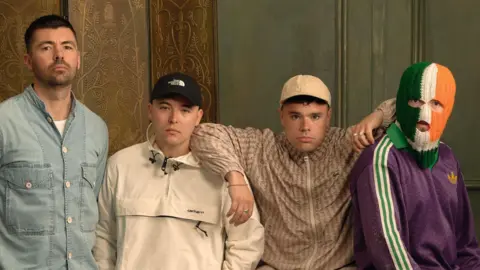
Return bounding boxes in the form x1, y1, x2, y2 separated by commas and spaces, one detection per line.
150, 72, 202, 107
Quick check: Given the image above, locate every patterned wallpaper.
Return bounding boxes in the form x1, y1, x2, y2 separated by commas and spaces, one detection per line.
150, 0, 217, 122
0, 0, 60, 101
69, 0, 150, 155
0, 0, 218, 155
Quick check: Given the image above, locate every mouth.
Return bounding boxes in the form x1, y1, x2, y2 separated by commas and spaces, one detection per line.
416, 120, 430, 132
52, 65, 68, 71
297, 136, 314, 143
165, 128, 180, 134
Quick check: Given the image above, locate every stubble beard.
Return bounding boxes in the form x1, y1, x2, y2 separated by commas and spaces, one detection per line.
33, 59, 77, 88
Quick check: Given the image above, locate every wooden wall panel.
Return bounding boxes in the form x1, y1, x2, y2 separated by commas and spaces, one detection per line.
216, 0, 480, 238
424, 0, 480, 238
216, 0, 336, 130
346, 0, 480, 236
468, 191, 480, 241
0, 0, 61, 102
69, 0, 150, 155
150, 0, 217, 122
424, 0, 480, 189
346, 0, 412, 126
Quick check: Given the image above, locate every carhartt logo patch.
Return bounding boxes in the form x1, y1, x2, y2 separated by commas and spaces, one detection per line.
448, 171, 457, 184
168, 79, 185, 87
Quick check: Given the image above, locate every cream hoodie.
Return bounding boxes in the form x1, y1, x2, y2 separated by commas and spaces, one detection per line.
93, 138, 264, 270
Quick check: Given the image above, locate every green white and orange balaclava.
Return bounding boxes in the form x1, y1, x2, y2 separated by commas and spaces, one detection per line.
396, 62, 456, 169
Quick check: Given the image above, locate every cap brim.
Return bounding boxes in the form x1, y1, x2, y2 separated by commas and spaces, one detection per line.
280, 94, 330, 106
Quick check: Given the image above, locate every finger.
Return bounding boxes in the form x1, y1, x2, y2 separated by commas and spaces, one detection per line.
230, 207, 244, 224
235, 208, 252, 226
351, 125, 359, 136
358, 133, 370, 147
234, 213, 246, 226
365, 128, 375, 144
353, 138, 364, 152
243, 205, 254, 222
234, 208, 250, 225
249, 202, 254, 215
351, 133, 357, 143
352, 139, 361, 152
247, 206, 254, 219
227, 201, 239, 217
351, 130, 359, 143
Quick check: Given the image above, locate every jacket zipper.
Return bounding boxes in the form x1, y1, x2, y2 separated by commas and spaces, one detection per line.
161, 157, 171, 196
304, 155, 318, 269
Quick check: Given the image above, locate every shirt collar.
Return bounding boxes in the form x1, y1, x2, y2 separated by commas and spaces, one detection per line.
387, 122, 439, 169
24, 84, 78, 117
280, 130, 331, 164
146, 133, 201, 168
386, 122, 409, 149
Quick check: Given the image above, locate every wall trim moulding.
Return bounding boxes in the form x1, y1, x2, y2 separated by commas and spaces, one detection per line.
335, 0, 347, 128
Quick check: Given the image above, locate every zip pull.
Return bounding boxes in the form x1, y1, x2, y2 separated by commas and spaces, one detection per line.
161, 157, 169, 175
195, 221, 208, 237
172, 163, 181, 171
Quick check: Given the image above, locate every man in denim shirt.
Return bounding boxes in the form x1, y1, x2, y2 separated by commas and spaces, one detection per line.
0, 15, 108, 269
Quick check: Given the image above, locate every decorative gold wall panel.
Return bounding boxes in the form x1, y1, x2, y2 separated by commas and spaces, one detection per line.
0, 0, 60, 102
69, 0, 149, 155
150, 0, 217, 121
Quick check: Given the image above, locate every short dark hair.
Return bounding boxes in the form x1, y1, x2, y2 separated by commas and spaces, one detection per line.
24, 14, 77, 53
281, 95, 329, 108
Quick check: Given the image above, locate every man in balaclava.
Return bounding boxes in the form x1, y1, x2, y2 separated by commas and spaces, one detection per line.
349, 62, 480, 269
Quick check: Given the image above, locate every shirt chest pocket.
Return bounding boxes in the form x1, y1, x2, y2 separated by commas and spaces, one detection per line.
1, 165, 55, 235
80, 163, 98, 232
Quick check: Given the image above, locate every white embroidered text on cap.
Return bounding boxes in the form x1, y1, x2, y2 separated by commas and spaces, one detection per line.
168, 79, 185, 87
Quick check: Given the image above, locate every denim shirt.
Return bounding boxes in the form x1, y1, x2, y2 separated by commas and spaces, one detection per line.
0, 85, 108, 269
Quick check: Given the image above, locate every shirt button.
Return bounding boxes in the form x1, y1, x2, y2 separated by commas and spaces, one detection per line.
68, 252, 72, 259
65, 181, 71, 188
67, 217, 73, 224
25, 181, 32, 189
47, 117, 53, 123
62, 146, 68, 153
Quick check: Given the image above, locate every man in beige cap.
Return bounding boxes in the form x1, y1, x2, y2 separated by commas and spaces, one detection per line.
190, 74, 395, 269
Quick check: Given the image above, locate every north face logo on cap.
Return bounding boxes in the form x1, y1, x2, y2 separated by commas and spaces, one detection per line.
168, 79, 185, 87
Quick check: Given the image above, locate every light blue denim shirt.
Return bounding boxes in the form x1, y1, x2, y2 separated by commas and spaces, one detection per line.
0, 85, 108, 269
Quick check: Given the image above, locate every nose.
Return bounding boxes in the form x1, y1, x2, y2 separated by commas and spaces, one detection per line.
53, 46, 64, 61
169, 109, 179, 124
300, 118, 311, 132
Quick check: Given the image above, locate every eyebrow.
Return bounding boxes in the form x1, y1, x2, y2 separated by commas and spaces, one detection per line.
36, 40, 77, 48
288, 111, 324, 116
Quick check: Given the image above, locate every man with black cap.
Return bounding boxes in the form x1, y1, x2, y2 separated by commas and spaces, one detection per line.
93, 72, 264, 270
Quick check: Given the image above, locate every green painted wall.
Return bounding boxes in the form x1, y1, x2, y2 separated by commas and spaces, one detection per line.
216, 0, 337, 131
469, 191, 480, 238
